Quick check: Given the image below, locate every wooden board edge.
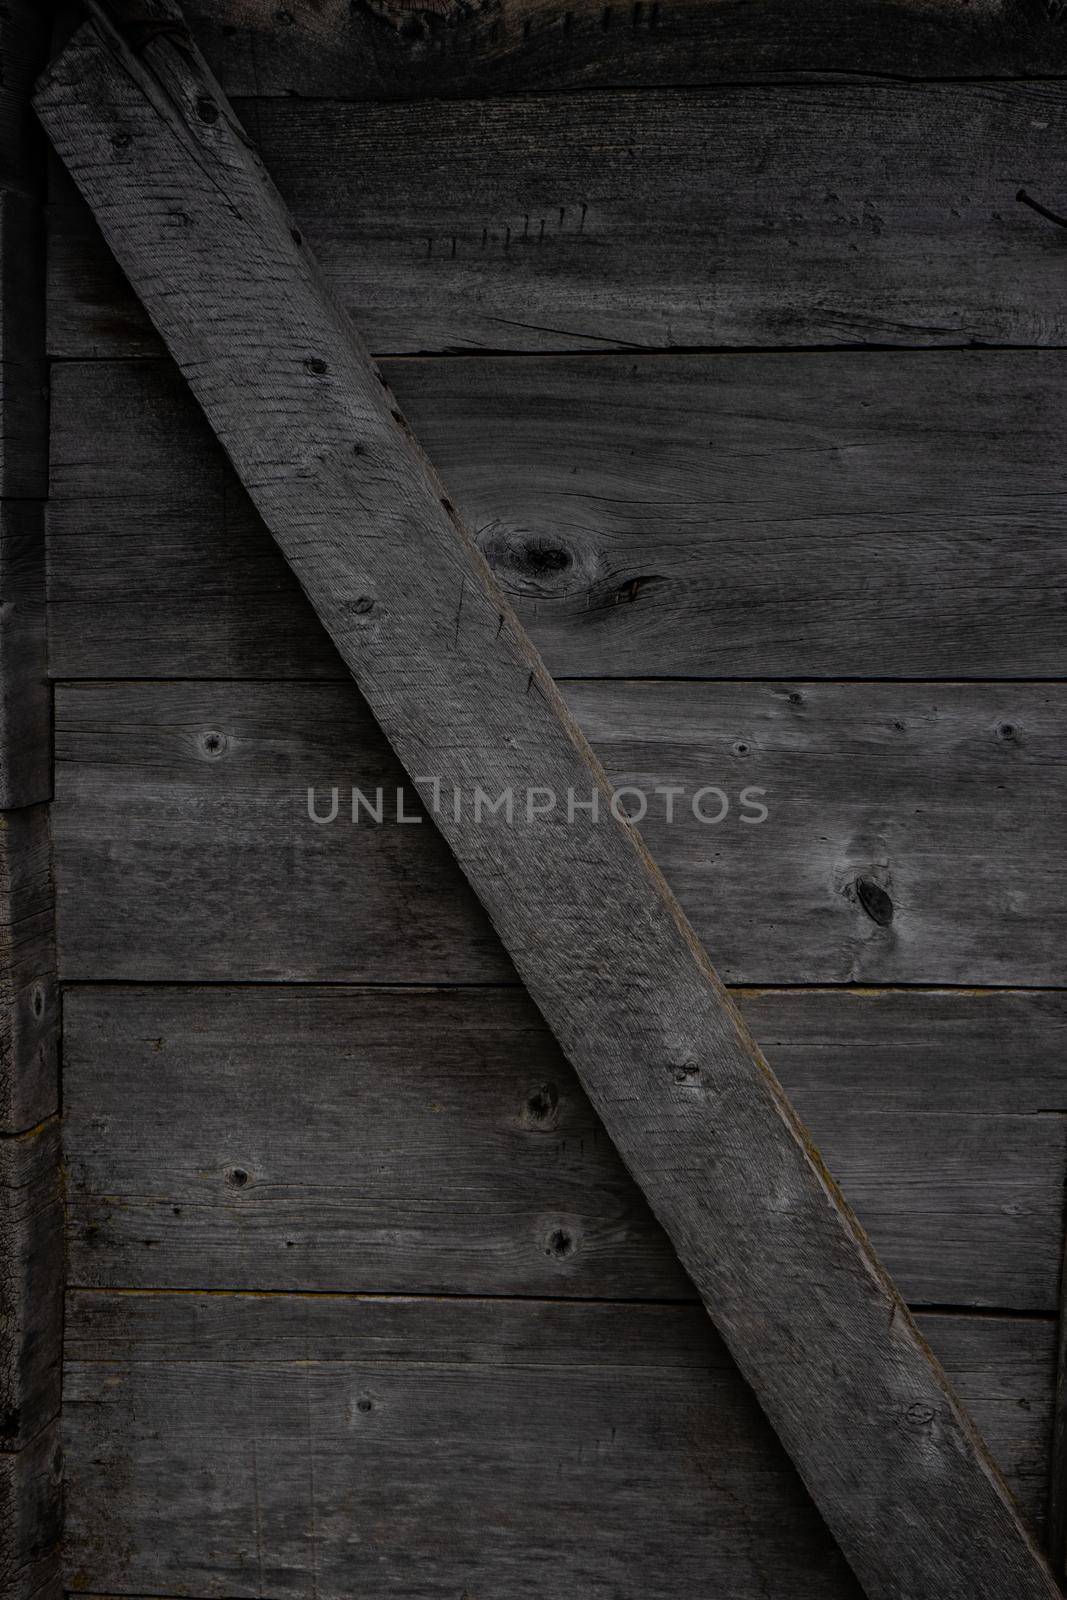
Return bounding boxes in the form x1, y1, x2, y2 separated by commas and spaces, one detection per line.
1047, 1225, 1067, 1577
0, 12, 63, 1600
0, 1420, 62, 1600
0, 1119, 63, 1452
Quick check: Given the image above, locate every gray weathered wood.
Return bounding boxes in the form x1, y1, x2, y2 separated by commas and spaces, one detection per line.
0, 192, 45, 501
0, 1119, 62, 1451
0, 809, 57, 1135
52, 678, 1067, 987
48, 352, 1067, 681
1, 14, 51, 807
0, 505, 49, 810
0, 4, 47, 194
0, 9, 62, 1599
35, 21, 1063, 1597
1049, 1218, 1067, 1577
61, 1291, 1055, 1597
62, 983, 1067, 1310
141, 0, 1067, 101
0, 1421, 61, 1600
45, 79, 1067, 360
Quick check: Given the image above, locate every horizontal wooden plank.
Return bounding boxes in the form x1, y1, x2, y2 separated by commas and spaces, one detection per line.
175, 0, 1067, 99
53, 678, 1067, 986
62, 984, 1067, 1310
47, 352, 1067, 680
45, 81, 1067, 359
0, 1119, 62, 1452
61, 1291, 1054, 1596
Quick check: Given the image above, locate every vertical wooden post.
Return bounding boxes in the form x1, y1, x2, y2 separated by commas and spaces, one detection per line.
0, 6, 63, 1599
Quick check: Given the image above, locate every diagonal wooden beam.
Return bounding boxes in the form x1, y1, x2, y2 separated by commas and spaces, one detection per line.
34, 12, 1062, 1598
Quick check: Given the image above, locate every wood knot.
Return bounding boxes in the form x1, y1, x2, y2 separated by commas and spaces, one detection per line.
544, 1225, 577, 1260
480, 525, 599, 600
524, 1082, 560, 1127
517, 538, 572, 577
197, 730, 228, 760
855, 876, 893, 927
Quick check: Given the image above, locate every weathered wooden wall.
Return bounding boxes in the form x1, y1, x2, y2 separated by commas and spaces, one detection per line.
33, 0, 1067, 1594
0, 6, 62, 1599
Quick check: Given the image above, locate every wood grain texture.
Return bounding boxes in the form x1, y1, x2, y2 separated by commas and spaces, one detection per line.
1, 12, 51, 813
0, 504, 49, 810
61, 1291, 1055, 1597
0, 1421, 61, 1600
0, 1119, 63, 1453
0, 191, 45, 501
0, 4, 47, 194
0, 8, 61, 1597
52, 678, 1067, 987
1051, 1235, 1067, 1577
48, 352, 1067, 681
35, 23, 1064, 1597
0, 808, 56, 1135
62, 984, 1067, 1310
45, 79, 1067, 360
174, 0, 1067, 98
